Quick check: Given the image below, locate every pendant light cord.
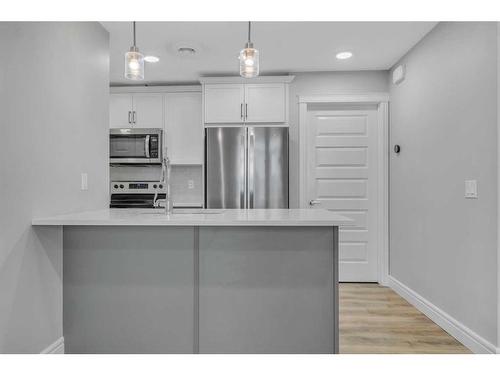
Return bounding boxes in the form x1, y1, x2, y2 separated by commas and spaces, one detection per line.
133, 21, 136, 48
248, 21, 251, 43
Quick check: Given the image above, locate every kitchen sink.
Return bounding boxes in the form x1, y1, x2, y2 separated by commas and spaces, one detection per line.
140, 208, 224, 216
172, 209, 224, 214
138, 209, 225, 215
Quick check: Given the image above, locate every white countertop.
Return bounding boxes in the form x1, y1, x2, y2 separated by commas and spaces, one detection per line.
32, 208, 352, 227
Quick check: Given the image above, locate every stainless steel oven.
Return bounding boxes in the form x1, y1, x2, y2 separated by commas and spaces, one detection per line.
110, 128, 162, 164
110, 181, 166, 208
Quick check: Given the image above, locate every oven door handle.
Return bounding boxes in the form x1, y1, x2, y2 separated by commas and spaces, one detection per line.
145, 135, 151, 158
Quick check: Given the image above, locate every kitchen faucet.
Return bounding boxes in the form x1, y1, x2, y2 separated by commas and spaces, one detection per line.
153, 148, 172, 214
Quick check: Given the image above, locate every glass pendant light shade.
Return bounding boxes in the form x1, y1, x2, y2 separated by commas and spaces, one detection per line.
124, 22, 144, 81
239, 43, 259, 78
124, 47, 144, 80
239, 22, 259, 78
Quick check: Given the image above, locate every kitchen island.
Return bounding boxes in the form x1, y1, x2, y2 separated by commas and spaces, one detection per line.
32, 208, 351, 354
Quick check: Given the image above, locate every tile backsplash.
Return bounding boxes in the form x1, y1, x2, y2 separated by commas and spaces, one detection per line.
110, 164, 203, 207
169, 165, 203, 207
110, 165, 162, 181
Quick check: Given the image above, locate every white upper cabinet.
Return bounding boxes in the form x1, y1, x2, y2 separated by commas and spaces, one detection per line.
110, 86, 204, 167
164, 92, 203, 164
109, 94, 133, 128
201, 76, 294, 125
109, 93, 163, 129
132, 94, 163, 128
244, 84, 286, 123
204, 84, 245, 123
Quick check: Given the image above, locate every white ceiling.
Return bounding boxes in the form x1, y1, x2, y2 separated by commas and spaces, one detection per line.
101, 22, 436, 85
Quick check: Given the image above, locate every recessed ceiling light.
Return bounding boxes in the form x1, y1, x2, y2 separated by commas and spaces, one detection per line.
336, 51, 353, 60
144, 55, 160, 63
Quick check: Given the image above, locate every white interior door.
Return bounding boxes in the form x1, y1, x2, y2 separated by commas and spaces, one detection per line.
305, 105, 379, 281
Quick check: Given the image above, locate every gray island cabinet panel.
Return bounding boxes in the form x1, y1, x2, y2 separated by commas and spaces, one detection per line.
34, 209, 347, 354
199, 226, 336, 354
63, 226, 195, 354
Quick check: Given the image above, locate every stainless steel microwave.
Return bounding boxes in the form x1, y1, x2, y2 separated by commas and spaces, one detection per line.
110, 128, 162, 164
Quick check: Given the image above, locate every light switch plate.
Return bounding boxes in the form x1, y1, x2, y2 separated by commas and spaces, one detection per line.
465, 180, 477, 199
81, 173, 88, 191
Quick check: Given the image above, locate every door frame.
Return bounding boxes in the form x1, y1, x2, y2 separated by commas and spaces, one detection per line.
298, 93, 390, 285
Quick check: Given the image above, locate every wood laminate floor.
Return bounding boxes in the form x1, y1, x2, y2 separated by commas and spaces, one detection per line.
339, 283, 471, 354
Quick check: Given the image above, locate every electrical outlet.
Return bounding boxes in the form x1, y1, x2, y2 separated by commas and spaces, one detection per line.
465, 180, 477, 199
188, 180, 194, 189
81, 173, 88, 191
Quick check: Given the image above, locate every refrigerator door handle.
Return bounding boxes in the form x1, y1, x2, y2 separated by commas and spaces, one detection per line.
240, 132, 246, 208
248, 127, 255, 208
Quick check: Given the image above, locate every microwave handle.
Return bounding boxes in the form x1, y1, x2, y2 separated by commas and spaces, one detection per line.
145, 135, 150, 158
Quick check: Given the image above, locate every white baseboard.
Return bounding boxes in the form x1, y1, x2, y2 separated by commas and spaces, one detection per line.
387, 276, 497, 354
40, 337, 64, 354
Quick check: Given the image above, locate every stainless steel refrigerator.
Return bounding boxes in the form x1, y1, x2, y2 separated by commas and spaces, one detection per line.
205, 126, 288, 208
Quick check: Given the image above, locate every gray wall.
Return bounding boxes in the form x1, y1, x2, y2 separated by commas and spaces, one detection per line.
389, 22, 498, 346
0, 22, 109, 353
497, 22, 500, 350
288, 71, 389, 207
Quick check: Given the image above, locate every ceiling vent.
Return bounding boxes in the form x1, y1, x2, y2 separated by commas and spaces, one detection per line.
178, 47, 197, 56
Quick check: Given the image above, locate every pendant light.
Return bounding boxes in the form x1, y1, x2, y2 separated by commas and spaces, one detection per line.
239, 21, 259, 78
124, 22, 144, 80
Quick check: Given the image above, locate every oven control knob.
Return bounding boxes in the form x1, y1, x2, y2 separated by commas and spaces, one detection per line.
159, 184, 163, 189
153, 184, 157, 189
119, 184, 124, 189
113, 184, 118, 189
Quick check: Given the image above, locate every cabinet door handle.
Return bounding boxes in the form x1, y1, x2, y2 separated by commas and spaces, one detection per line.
240, 103, 243, 120
245, 103, 248, 120
309, 199, 321, 206
132, 111, 136, 124
128, 111, 132, 124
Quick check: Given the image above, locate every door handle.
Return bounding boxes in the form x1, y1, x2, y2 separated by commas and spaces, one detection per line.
309, 199, 321, 206
240, 133, 246, 208
145, 135, 150, 158
248, 129, 255, 208
240, 103, 243, 120
128, 111, 132, 124
132, 111, 136, 124
245, 103, 248, 120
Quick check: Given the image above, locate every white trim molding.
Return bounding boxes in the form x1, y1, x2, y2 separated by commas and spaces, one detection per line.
298, 93, 390, 104
497, 21, 500, 356
110, 85, 201, 94
388, 276, 497, 354
199, 75, 295, 84
377, 101, 390, 286
40, 337, 65, 354
298, 93, 390, 285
